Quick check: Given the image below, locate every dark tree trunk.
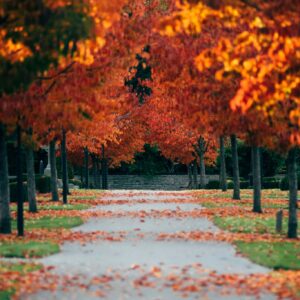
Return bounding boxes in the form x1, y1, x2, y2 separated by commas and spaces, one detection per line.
101, 145, 108, 190
231, 135, 240, 200
25, 147, 37, 213
198, 137, 206, 189
50, 140, 59, 201
84, 147, 89, 189
192, 160, 198, 189
80, 166, 83, 186
187, 164, 193, 189
0, 125, 11, 234
287, 148, 298, 239
219, 136, 227, 191
17, 125, 24, 236
92, 156, 97, 189
66, 159, 70, 195
252, 146, 262, 213
97, 159, 101, 189
61, 129, 68, 204
101, 159, 108, 190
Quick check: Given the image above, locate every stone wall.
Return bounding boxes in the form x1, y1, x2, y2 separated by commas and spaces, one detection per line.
108, 175, 219, 190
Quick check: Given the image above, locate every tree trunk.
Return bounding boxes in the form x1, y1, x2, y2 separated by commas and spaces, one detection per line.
84, 147, 89, 189
92, 156, 97, 189
50, 140, 59, 201
219, 136, 227, 191
252, 146, 262, 213
287, 148, 298, 239
192, 160, 198, 189
66, 159, 70, 195
80, 167, 83, 185
101, 145, 108, 190
25, 147, 37, 213
0, 125, 11, 234
231, 135, 240, 200
199, 154, 206, 189
198, 137, 206, 189
101, 159, 108, 190
97, 159, 101, 189
61, 129, 68, 204
187, 164, 193, 189
17, 125, 24, 236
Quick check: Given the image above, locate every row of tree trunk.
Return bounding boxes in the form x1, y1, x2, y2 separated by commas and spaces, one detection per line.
82, 146, 108, 190
0, 127, 70, 236
192, 134, 298, 239
0, 127, 298, 238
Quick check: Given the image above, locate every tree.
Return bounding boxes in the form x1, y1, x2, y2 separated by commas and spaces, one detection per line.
0, 0, 130, 235
159, 0, 300, 236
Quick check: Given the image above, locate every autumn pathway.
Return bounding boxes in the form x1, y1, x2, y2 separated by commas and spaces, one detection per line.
26, 190, 275, 299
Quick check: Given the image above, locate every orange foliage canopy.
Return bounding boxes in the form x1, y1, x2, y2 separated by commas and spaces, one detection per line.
159, 0, 300, 152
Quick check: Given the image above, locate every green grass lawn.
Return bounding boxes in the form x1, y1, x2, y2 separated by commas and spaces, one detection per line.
235, 241, 300, 270
0, 241, 59, 258
0, 291, 11, 300
11, 203, 91, 212
0, 262, 42, 299
213, 216, 294, 234
202, 201, 288, 209
12, 216, 83, 230
69, 195, 97, 200
197, 189, 288, 200
40, 204, 91, 210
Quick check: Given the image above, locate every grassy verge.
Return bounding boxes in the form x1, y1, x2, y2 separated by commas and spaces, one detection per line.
235, 241, 300, 270
40, 204, 91, 210
11, 203, 91, 212
69, 195, 97, 200
12, 216, 83, 230
0, 262, 42, 299
202, 201, 287, 209
197, 189, 288, 200
213, 216, 293, 234
0, 241, 59, 258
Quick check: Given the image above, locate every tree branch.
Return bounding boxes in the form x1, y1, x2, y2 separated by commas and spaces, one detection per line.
38, 62, 75, 81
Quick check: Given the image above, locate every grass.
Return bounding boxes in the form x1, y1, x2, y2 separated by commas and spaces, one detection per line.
197, 189, 288, 200
202, 201, 287, 209
235, 241, 300, 270
0, 241, 59, 258
40, 204, 91, 210
214, 216, 292, 234
0, 291, 11, 300
0, 262, 42, 299
11, 203, 91, 212
69, 195, 97, 200
12, 216, 84, 230
0, 262, 42, 272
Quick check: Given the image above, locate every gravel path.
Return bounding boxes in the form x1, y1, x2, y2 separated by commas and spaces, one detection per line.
23, 190, 275, 300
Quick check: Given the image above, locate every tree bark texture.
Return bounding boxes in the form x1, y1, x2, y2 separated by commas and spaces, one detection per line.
61, 130, 68, 204
0, 124, 11, 234
231, 135, 240, 200
17, 125, 24, 236
50, 140, 59, 201
219, 136, 227, 191
252, 146, 262, 213
287, 148, 298, 238
25, 147, 38, 212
